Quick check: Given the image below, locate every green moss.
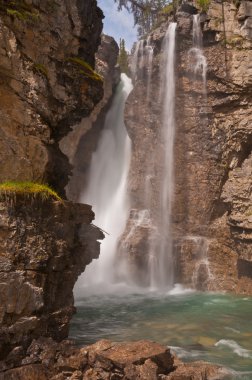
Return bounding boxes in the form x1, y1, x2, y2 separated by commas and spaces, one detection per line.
67, 57, 103, 82
0, 182, 62, 202
34, 63, 48, 78
226, 35, 243, 47
233, 0, 241, 8
196, 0, 210, 12
160, 4, 173, 15
7, 7, 40, 22
245, 208, 252, 217
7, 8, 26, 20
1, 0, 40, 22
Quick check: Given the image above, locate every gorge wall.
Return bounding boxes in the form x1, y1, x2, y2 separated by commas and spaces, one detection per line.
0, 0, 105, 372
0, 0, 103, 195
119, 0, 252, 293
60, 34, 120, 202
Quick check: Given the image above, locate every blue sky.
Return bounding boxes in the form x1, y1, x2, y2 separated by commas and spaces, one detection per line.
98, 0, 138, 51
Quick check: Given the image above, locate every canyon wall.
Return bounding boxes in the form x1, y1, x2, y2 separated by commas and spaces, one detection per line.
121, 0, 252, 293
60, 34, 120, 202
0, 0, 105, 371
0, 0, 103, 195
0, 196, 103, 368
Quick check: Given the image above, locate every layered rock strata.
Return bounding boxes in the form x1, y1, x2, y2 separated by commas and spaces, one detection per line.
0, 0, 103, 195
121, 0, 252, 292
0, 0, 106, 371
0, 195, 104, 364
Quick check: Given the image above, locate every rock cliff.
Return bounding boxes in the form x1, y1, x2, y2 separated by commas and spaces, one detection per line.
0, 0, 103, 195
121, 0, 252, 293
60, 34, 120, 202
0, 195, 103, 366
0, 0, 105, 372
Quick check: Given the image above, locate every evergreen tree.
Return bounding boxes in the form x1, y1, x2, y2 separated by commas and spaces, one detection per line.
118, 38, 129, 74
114, 0, 174, 35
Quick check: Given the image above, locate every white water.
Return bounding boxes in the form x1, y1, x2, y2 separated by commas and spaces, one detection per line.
146, 36, 154, 101
189, 14, 207, 96
131, 38, 153, 93
188, 16, 212, 286
75, 74, 133, 293
181, 235, 214, 289
149, 22, 177, 289
215, 340, 252, 359
131, 40, 144, 82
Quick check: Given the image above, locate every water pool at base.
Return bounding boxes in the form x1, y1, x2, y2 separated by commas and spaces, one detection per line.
70, 290, 252, 379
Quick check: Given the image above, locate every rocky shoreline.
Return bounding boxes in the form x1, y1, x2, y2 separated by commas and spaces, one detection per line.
1, 337, 231, 380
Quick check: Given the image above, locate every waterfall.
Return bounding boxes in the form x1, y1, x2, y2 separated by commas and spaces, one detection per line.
131, 38, 153, 92
188, 15, 212, 289
75, 74, 133, 292
131, 40, 144, 81
189, 14, 207, 96
149, 22, 177, 289
146, 37, 154, 101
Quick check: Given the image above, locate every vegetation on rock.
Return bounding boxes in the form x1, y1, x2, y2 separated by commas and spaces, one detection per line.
118, 38, 129, 74
67, 57, 103, 82
196, 0, 210, 12
33, 63, 48, 78
0, 0, 40, 22
0, 181, 62, 201
115, 0, 181, 35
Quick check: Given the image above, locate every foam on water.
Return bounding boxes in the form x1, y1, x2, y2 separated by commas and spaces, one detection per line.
167, 284, 194, 296
215, 340, 252, 359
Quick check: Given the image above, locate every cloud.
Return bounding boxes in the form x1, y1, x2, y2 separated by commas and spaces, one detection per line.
98, 0, 138, 51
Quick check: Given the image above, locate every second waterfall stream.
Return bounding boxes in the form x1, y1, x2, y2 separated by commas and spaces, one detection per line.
75, 74, 133, 293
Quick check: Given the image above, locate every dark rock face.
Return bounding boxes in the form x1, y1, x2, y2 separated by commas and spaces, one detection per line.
0, 338, 229, 380
60, 34, 120, 202
122, 0, 252, 293
0, 0, 103, 195
0, 196, 104, 362
0, 0, 106, 368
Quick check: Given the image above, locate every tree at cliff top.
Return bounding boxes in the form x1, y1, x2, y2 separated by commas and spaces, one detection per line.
115, 0, 176, 35
118, 38, 130, 74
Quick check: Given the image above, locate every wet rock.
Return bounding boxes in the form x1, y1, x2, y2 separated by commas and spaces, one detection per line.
165, 359, 231, 380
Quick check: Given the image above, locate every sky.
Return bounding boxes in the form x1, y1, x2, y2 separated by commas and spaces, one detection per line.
98, 0, 138, 51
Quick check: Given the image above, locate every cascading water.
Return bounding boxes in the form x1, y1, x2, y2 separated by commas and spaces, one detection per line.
146, 37, 154, 101
131, 39, 144, 82
148, 22, 177, 289
189, 14, 207, 98
188, 15, 213, 287
75, 73, 133, 293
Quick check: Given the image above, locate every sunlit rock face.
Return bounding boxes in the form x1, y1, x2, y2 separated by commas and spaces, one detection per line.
0, 196, 104, 362
122, 0, 252, 293
0, 0, 103, 195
